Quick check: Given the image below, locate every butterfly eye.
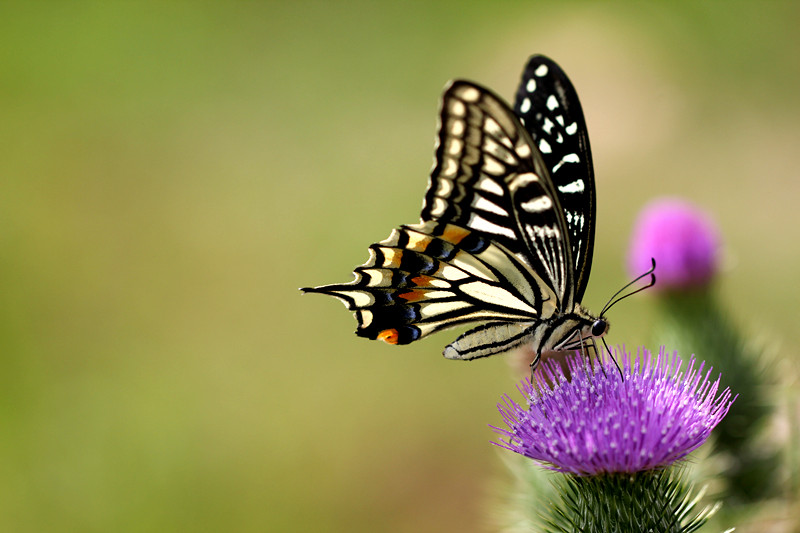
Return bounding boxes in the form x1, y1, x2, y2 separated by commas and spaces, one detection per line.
591, 319, 607, 337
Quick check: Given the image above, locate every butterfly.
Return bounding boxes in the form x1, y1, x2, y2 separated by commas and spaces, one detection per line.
303, 55, 650, 373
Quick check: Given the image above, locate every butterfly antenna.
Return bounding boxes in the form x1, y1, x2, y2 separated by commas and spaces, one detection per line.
602, 337, 623, 380
600, 258, 657, 317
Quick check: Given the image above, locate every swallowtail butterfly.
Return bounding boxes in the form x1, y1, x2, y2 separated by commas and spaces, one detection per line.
304, 55, 624, 372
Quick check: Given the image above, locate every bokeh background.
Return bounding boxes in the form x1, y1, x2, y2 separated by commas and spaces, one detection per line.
2, 2, 798, 531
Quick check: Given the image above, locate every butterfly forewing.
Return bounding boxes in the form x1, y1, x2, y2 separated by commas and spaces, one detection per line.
422, 81, 574, 307
514, 55, 595, 302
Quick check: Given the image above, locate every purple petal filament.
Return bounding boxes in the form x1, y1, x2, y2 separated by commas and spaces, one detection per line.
627, 198, 720, 290
492, 347, 735, 476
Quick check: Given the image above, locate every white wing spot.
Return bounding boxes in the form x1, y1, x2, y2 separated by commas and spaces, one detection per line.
435, 178, 454, 197
546, 95, 559, 110
551, 153, 581, 173
510, 172, 539, 188
556, 115, 564, 126
476, 175, 504, 196
535, 64, 548, 77
558, 179, 585, 194
440, 265, 469, 281
538, 138, 552, 154
419, 290, 457, 300
474, 195, 508, 217
359, 310, 373, 328
450, 100, 466, 117
419, 300, 471, 319
458, 86, 480, 102
482, 156, 505, 176
520, 97, 531, 113
468, 213, 517, 240
565, 122, 578, 135
516, 142, 531, 159
449, 118, 465, 137
430, 197, 447, 217
542, 118, 555, 134
484, 117, 503, 137
336, 290, 374, 307
361, 268, 393, 287
445, 137, 463, 156
521, 195, 553, 213
440, 157, 458, 178
526, 78, 536, 92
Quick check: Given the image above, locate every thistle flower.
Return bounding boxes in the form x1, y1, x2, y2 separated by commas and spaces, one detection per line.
627, 199, 720, 290
493, 347, 735, 476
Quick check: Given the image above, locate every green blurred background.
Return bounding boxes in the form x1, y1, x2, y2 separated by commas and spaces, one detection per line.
1, 2, 798, 531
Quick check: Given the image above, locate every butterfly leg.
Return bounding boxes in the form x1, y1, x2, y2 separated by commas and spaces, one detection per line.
529, 351, 542, 383
595, 343, 609, 378
579, 334, 607, 379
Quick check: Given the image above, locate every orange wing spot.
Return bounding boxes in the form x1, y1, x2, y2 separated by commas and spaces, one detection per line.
411, 274, 435, 288
398, 289, 426, 302
377, 329, 400, 345
441, 224, 471, 245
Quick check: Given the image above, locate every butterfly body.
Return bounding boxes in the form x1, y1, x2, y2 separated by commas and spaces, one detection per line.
303, 56, 607, 372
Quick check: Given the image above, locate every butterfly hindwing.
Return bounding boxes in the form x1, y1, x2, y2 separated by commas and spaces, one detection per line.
442, 321, 539, 361
422, 80, 575, 307
514, 55, 595, 303
303, 221, 559, 349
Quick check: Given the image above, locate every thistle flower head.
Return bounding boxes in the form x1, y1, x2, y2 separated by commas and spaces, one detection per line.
627, 198, 720, 290
493, 347, 735, 476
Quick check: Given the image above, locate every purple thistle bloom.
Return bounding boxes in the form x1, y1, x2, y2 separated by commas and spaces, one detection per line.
627, 198, 720, 290
492, 347, 735, 476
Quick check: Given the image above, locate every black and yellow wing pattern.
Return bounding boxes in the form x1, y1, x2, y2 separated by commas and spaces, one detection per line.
303, 55, 601, 366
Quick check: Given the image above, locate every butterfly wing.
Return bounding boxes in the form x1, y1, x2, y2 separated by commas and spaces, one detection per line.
303, 220, 557, 350
422, 80, 575, 308
514, 55, 596, 303
303, 80, 573, 355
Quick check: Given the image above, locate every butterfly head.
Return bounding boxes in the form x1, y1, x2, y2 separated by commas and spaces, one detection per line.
549, 306, 609, 354
576, 311, 609, 346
